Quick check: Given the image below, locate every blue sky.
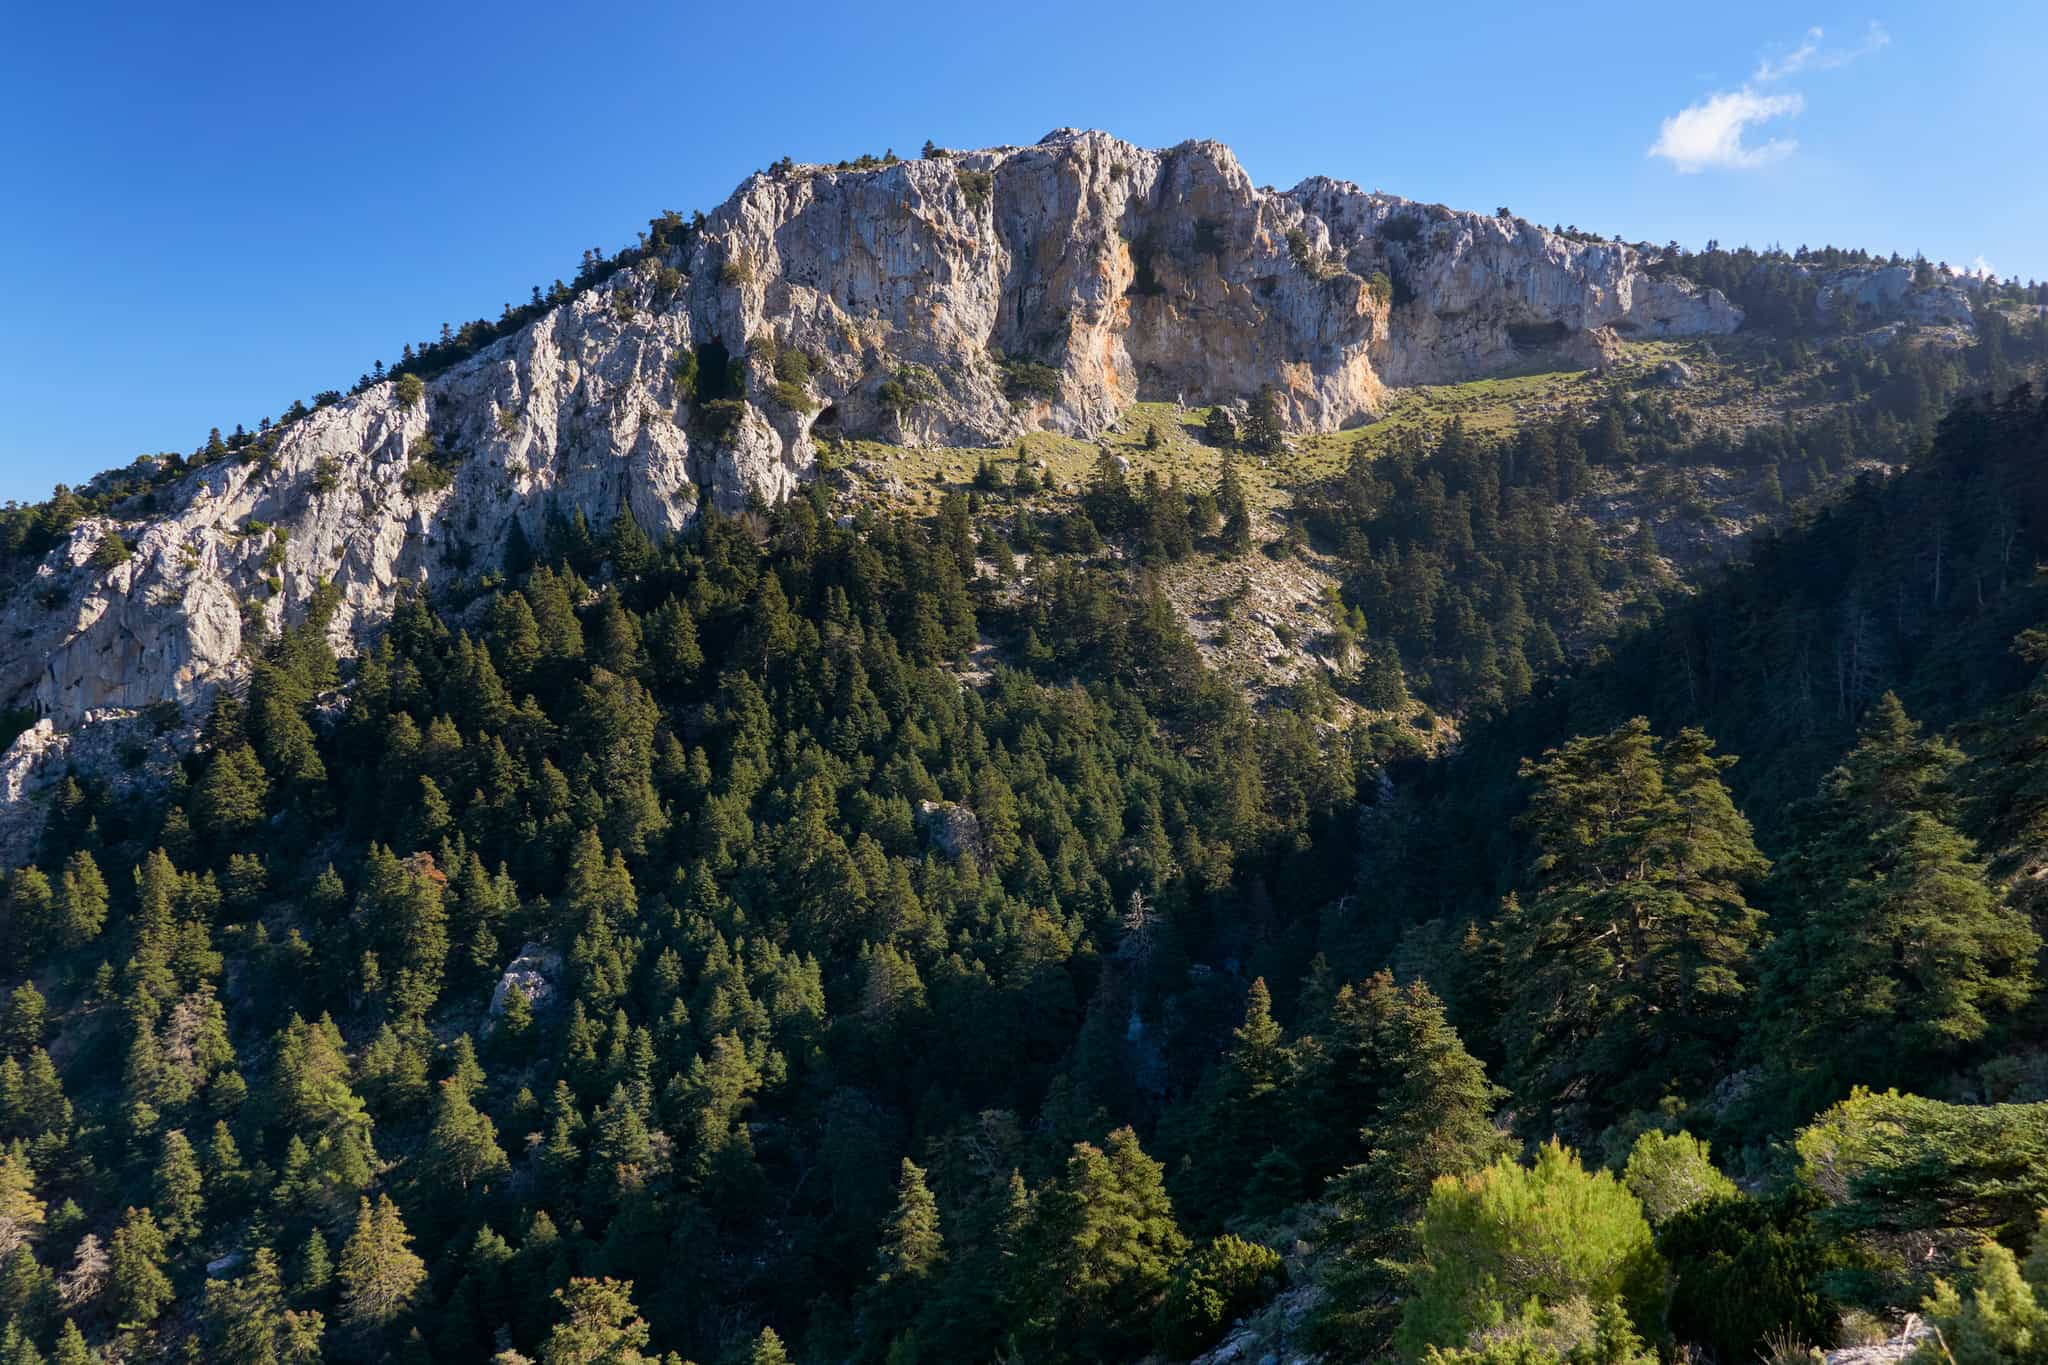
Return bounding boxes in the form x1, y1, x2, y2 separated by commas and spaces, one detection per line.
2, 0, 2041, 505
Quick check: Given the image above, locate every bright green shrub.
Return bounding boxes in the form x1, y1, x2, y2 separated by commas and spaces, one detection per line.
1621, 1131, 1736, 1227
955, 168, 992, 211
998, 356, 1062, 406
1422, 1298, 1655, 1365
1398, 1141, 1663, 1360
1914, 1216, 2048, 1365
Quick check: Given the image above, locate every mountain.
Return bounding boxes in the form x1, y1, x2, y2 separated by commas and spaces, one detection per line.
2, 130, 2010, 859
5, 130, 2048, 1365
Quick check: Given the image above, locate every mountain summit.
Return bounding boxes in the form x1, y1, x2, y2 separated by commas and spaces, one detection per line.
0, 130, 1990, 852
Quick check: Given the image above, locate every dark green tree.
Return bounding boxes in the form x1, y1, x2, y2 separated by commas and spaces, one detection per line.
858, 1158, 943, 1359
1758, 693, 2038, 1109
1014, 1127, 1189, 1363
1502, 720, 1767, 1119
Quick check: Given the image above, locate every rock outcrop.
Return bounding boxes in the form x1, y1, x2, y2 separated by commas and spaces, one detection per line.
488, 943, 564, 1021
1812, 264, 1983, 329
2, 128, 1759, 850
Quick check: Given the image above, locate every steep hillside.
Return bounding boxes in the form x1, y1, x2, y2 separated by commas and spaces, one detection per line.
7, 128, 2048, 1365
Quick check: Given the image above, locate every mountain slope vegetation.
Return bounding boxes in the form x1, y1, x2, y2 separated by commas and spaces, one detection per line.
6, 139, 2048, 1364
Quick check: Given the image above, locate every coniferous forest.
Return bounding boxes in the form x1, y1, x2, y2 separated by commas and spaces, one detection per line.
7, 300, 2048, 1362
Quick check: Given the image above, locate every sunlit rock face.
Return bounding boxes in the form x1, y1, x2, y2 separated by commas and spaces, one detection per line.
1, 127, 1756, 852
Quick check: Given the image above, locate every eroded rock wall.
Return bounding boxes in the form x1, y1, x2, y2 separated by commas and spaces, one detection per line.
2, 127, 1757, 851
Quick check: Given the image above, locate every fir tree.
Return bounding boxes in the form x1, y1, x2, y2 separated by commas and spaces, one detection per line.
1016, 1127, 1189, 1363
49, 1321, 91, 1365
1759, 693, 2038, 1108
540, 1277, 656, 1365
1242, 386, 1287, 456
0, 988, 44, 1059
859, 1159, 943, 1358
1216, 454, 1253, 555
108, 1206, 172, 1326
1502, 720, 1767, 1119
747, 1326, 792, 1365
337, 1194, 426, 1332
1311, 979, 1510, 1351
152, 1129, 204, 1243
1179, 978, 1291, 1223
56, 852, 108, 950
423, 1076, 510, 1196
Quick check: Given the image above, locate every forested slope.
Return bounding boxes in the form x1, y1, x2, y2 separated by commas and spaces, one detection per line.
5, 185, 2048, 1361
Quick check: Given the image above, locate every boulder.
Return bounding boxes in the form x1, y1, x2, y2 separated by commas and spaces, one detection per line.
916, 800, 983, 861
489, 943, 563, 1019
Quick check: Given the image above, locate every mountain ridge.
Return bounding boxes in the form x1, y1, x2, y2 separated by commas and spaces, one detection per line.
0, 129, 2003, 855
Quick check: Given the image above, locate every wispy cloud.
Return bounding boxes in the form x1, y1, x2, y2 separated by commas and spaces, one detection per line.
1650, 89, 1805, 173
1752, 21, 1891, 83
1650, 21, 1888, 173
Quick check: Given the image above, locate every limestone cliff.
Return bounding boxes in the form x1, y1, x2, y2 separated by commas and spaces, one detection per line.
0, 128, 1770, 848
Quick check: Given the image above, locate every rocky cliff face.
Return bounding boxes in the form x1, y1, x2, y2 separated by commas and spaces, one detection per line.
0, 128, 1768, 849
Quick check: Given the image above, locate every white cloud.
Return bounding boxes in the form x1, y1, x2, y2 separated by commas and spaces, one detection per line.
1650, 20, 1888, 173
1967, 255, 1997, 279
1649, 89, 1805, 173
1753, 21, 1890, 83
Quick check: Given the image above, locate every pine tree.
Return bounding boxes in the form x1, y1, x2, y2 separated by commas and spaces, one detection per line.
108, 1206, 172, 1326
540, 1277, 656, 1365
1619, 1130, 1736, 1227
152, 1129, 204, 1243
1759, 693, 2039, 1107
1016, 1127, 1189, 1363
1396, 1141, 1663, 1359
859, 1159, 943, 1358
337, 1194, 426, 1331
1502, 720, 1767, 1118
